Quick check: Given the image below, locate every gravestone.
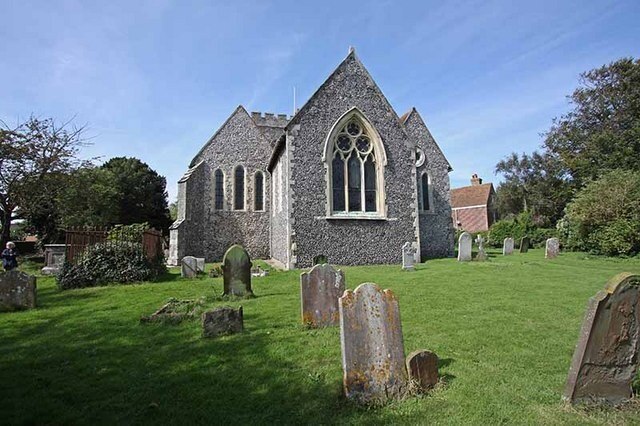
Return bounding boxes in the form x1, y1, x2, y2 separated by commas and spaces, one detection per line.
475, 235, 488, 261
222, 245, 253, 297
0, 271, 37, 312
313, 255, 328, 265
545, 238, 560, 259
339, 283, 408, 404
503, 238, 514, 256
181, 256, 198, 278
195, 257, 205, 273
406, 349, 439, 392
202, 306, 243, 338
41, 244, 66, 275
519, 236, 530, 253
563, 273, 640, 405
402, 242, 415, 270
300, 264, 345, 327
457, 232, 472, 262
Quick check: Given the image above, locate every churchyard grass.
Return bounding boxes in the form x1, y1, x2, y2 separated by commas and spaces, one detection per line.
2, 251, 640, 424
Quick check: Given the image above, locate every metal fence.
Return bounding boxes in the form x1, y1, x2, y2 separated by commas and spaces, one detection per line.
64, 227, 164, 264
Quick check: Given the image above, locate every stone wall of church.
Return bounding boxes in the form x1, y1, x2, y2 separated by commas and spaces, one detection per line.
184, 108, 271, 262
404, 112, 455, 259
285, 54, 419, 268
269, 148, 289, 267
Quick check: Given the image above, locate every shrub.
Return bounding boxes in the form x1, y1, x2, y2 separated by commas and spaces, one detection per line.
563, 170, 640, 256
487, 211, 541, 247
57, 241, 166, 290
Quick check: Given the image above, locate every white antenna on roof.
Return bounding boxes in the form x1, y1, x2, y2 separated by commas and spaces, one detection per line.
293, 86, 297, 116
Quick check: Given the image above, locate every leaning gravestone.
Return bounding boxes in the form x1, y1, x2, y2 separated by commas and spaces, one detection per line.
300, 264, 345, 327
406, 349, 439, 392
563, 273, 640, 405
503, 238, 514, 256
0, 271, 37, 312
457, 232, 472, 262
202, 306, 243, 338
181, 256, 198, 278
339, 283, 408, 405
545, 238, 560, 259
402, 242, 415, 270
475, 235, 488, 261
222, 245, 253, 297
519, 236, 530, 253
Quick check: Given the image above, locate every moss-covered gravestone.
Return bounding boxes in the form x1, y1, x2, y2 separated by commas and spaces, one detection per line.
222, 245, 253, 297
339, 283, 408, 405
563, 273, 640, 405
519, 236, 530, 253
300, 263, 344, 327
0, 271, 37, 312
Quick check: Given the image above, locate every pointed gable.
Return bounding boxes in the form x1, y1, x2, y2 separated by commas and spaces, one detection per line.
403, 107, 452, 172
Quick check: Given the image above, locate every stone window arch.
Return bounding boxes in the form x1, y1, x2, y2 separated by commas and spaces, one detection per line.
214, 169, 224, 210
323, 108, 387, 217
418, 171, 433, 212
254, 170, 265, 211
233, 165, 245, 211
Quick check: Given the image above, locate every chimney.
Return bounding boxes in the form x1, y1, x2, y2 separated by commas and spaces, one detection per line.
471, 174, 482, 186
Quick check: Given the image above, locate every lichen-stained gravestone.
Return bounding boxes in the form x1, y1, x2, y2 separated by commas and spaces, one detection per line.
300, 264, 345, 327
0, 271, 37, 312
474, 235, 488, 261
457, 232, 472, 262
545, 238, 560, 259
563, 273, 640, 405
503, 238, 514, 256
339, 283, 408, 405
222, 245, 253, 297
402, 242, 415, 270
181, 256, 198, 278
519, 236, 530, 253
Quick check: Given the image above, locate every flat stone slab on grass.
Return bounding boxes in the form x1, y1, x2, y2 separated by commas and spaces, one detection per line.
563, 273, 640, 405
406, 349, 438, 392
339, 283, 408, 405
202, 306, 243, 338
300, 263, 344, 327
0, 271, 37, 312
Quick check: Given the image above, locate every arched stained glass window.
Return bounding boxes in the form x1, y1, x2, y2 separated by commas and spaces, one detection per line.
330, 116, 380, 214
214, 169, 224, 210
234, 165, 245, 210
254, 171, 264, 211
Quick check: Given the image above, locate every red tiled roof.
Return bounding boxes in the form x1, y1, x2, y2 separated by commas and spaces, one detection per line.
450, 183, 493, 208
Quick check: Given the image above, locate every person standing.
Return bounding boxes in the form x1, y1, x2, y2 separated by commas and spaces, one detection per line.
2, 242, 19, 271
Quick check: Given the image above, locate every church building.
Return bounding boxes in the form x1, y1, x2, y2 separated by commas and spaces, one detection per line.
169, 50, 455, 269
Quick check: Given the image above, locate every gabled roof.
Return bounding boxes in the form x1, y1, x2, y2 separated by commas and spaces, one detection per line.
403, 107, 452, 172
190, 105, 250, 167
285, 48, 408, 133
451, 183, 494, 208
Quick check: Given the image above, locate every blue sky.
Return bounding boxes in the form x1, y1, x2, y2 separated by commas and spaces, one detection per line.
2, 0, 639, 201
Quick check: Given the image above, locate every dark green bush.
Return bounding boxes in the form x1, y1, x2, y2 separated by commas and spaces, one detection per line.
563, 170, 640, 256
57, 242, 166, 290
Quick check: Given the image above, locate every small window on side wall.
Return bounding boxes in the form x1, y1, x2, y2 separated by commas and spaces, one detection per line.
254, 171, 264, 211
418, 172, 432, 212
234, 165, 245, 210
214, 169, 224, 210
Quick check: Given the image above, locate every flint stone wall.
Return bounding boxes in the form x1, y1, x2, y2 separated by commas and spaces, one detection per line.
0, 271, 37, 311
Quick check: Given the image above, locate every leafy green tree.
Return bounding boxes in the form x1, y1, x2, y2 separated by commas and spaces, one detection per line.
544, 57, 640, 186
0, 117, 87, 246
101, 157, 171, 232
494, 151, 571, 225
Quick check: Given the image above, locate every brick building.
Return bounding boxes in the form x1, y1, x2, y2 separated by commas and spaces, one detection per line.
451, 175, 497, 233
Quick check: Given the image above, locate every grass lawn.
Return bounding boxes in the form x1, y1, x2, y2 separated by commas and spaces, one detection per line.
2, 250, 640, 425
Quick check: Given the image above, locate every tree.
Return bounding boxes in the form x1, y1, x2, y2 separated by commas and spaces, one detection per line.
0, 117, 87, 247
100, 157, 171, 232
494, 151, 572, 225
544, 57, 640, 186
